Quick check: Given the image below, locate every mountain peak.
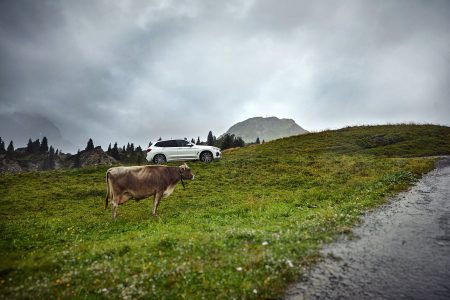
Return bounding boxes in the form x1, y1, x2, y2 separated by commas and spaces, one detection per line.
225, 116, 308, 143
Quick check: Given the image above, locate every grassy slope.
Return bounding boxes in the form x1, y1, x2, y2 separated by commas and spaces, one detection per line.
1, 124, 449, 299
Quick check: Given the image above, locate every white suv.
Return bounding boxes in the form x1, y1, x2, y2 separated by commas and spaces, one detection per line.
146, 139, 222, 164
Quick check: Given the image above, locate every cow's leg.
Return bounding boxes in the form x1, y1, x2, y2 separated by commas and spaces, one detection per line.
112, 201, 118, 220
152, 192, 163, 217
112, 194, 123, 220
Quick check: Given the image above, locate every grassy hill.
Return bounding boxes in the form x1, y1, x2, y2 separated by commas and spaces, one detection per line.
1, 124, 449, 299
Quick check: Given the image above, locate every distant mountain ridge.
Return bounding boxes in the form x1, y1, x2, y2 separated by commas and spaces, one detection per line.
0, 112, 74, 152
224, 116, 308, 143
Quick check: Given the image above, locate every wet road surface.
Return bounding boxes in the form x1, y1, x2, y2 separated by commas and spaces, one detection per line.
285, 157, 450, 300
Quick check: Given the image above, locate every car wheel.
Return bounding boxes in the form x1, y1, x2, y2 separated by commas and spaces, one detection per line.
153, 154, 166, 164
200, 151, 213, 163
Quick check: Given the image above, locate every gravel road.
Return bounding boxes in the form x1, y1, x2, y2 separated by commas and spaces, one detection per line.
285, 157, 450, 300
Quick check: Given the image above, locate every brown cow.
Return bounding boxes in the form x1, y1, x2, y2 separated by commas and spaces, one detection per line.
105, 163, 194, 219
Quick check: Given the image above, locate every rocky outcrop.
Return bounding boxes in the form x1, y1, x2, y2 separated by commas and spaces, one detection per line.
66, 147, 117, 168
0, 147, 117, 173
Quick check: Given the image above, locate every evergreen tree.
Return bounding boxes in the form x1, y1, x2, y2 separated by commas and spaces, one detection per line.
197, 136, 201, 145
55, 149, 59, 156
26, 138, 33, 153
43, 147, 56, 170
73, 150, 81, 168
0, 137, 6, 154
262, 140, 265, 144
40, 136, 49, 153
7, 141, 14, 153
111, 142, 120, 159
191, 138, 195, 144
85, 138, 94, 151
221, 134, 233, 150
122, 145, 126, 152
130, 143, 134, 152
158, 137, 162, 141
32, 139, 40, 153
233, 137, 245, 148
126, 143, 131, 152
207, 131, 214, 146
107, 143, 112, 153
135, 146, 143, 164
255, 137, 260, 144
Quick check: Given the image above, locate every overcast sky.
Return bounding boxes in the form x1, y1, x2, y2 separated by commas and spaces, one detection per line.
1, 0, 449, 151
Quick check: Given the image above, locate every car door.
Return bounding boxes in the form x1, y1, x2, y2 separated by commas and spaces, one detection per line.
176, 140, 197, 160
162, 140, 178, 161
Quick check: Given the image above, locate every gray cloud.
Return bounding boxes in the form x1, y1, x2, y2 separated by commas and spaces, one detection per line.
1, 0, 449, 152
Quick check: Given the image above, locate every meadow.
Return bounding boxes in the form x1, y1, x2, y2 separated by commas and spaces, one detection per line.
1, 124, 449, 299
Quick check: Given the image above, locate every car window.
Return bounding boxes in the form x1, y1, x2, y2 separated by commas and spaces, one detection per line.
166, 140, 178, 147
177, 140, 190, 147
154, 142, 161, 147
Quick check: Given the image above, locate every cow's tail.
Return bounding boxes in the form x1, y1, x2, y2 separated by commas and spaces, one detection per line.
105, 170, 111, 209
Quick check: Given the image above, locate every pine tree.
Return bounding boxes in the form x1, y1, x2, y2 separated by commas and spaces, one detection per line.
221, 134, 233, 150
26, 138, 33, 153
197, 136, 201, 145
130, 143, 134, 152
126, 143, 131, 152
85, 138, 94, 151
7, 141, 14, 153
43, 146, 56, 170
135, 146, 143, 164
207, 131, 214, 146
111, 142, 120, 159
107, 143, 112, 153
262, 140, 265, 144
233, 137, 245, 148
32, 139, 40, 153
40, 136, 49, 153
0, 137, 6, 154
191, 138, 195, 144
255, 137, 260, 144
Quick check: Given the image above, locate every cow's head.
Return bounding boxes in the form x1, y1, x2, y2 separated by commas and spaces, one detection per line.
179, 163, 194, 180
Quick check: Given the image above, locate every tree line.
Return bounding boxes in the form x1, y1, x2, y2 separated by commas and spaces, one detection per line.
1, 131, 264, 170
0, 136, 59, 170
188, 131, 263, 150
73, 138, 146, 167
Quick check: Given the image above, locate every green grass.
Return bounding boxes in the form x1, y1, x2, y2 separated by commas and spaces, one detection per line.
1, 124, 449, 299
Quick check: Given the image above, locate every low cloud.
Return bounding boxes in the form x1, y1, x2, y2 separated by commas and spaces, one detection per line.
1, 0, 449, 151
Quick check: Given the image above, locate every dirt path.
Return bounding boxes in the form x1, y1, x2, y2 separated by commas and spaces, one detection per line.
285, 157, 450, 300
